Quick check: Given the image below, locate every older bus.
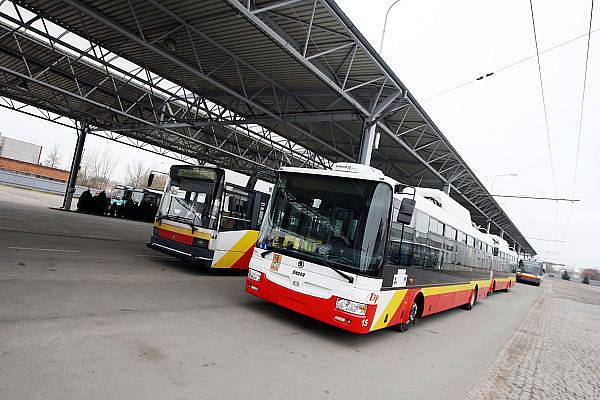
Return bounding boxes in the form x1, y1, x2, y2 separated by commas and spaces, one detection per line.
516, 260, 544, 286
147, 165, 269, 269
245, 163, 516, 334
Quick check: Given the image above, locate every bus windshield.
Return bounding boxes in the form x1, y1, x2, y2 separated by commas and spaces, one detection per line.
520, 260, 543, 276
258, 172, 392, 277
158, 166, 224, 230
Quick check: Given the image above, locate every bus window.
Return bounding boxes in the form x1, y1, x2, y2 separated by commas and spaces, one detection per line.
220, 186, 253, 231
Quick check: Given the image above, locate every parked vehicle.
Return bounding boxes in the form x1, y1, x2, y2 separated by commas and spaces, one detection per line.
147, 165, 270, 269
246, 163, 518, 334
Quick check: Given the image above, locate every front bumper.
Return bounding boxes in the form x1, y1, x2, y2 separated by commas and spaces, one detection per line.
246, 273, 376, 334
147, 234, 214, 265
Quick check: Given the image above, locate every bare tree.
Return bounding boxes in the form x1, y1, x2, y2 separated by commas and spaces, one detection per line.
42, 144, 62, 169
125, 160, 151, 188
76, 148, 117, 190
124, 160, 168, 189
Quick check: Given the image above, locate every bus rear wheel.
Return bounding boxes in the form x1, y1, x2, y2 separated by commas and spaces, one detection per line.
394, 298, 419, 332
462, 286, 477, 310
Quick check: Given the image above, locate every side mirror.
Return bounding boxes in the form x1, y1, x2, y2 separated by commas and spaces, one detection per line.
396, 198, 415, 225
147, 173, 154, 188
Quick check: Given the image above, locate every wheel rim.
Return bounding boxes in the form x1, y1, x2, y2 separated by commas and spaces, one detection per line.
409, 302, 418, 324
470, 290, 476, 306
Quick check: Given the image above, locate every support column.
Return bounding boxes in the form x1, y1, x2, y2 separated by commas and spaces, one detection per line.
442, 182, 451, 195
486, 220, 491, 233
245, 173, 258, 190
358, 121, 376, 165
62, 124, 88, 210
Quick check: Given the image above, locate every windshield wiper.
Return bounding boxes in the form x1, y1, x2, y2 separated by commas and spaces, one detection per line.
322, 260, 354, 284
156, 214, 196, 233
261, 249, 274, 258
260, 245, 355, 284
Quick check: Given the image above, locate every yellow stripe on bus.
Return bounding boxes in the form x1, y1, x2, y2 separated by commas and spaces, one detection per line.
421, 283, 474, 297
212, 230, 259, 269
154, 221, 212, 240
517, 273, 538, 279
371, 290, 407, 331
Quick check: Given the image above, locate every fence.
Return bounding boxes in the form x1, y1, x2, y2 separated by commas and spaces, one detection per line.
0, 169, 101, 197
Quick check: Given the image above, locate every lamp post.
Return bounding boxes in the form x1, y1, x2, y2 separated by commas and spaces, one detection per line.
379, 0, 404, 54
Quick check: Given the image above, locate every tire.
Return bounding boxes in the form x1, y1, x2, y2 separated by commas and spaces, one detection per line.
462, 286, 477, 310
394, 297, 419, 332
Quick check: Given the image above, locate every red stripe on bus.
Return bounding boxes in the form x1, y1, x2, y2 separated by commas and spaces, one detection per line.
158, 227, 193, 245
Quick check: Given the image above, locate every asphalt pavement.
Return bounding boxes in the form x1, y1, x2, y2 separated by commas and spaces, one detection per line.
0, 188, 545, 400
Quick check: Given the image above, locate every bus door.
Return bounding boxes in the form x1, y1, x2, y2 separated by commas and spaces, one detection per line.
210, 186, 268, 269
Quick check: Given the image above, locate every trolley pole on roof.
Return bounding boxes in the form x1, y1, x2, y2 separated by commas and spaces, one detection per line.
62, 123, 88, 211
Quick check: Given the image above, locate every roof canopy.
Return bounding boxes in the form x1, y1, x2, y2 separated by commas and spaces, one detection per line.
1, 0, 535, 254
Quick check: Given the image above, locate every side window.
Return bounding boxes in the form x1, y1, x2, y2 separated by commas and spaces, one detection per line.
220, 186, 254, 231
386, 241, 401, 265
415, 210, 429, 233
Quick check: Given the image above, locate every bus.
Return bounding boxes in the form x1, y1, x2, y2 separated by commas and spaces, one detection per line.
516, 260, 544, 286
245, 163, 518, 334
147, 165, 269, 269
108, 185, 133, 217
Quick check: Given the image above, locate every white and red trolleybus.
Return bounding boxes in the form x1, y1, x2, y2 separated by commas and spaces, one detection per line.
245, 163, 518, 333
147, 165, 269, 269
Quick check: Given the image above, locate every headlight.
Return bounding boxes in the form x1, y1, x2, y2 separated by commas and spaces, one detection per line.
248, 269, 261, 282
192, 237, 209, 249
336, 298, 367, 316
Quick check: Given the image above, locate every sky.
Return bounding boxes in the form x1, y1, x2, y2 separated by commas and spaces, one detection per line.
0, 0, 598, 268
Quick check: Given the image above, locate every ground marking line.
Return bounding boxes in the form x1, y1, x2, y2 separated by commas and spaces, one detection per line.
0, 226, 28, 232
0, 227, 127, 242
7, 246, 80, 253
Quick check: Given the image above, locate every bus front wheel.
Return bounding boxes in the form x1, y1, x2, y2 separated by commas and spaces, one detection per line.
394, 297, 419, 332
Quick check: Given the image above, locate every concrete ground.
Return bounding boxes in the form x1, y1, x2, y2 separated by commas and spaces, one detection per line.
1, 187, 594, 400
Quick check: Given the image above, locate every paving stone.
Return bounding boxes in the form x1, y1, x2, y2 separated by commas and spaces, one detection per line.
465, 280, 600, 400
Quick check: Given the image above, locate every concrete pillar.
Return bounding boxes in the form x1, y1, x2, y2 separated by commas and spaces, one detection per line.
62, 124, 88, 210
486, 220, 491, 233
358, 121, 376, 165
500, 230, 504, 239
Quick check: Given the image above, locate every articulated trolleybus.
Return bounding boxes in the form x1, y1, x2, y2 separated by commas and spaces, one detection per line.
246, 163, 518, 334
148, 165, 269, 269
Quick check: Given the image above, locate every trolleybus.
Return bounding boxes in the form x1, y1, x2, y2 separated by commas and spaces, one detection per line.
516, 260, 544, 286
245, 163, 517, 334
147, 165, 269, 269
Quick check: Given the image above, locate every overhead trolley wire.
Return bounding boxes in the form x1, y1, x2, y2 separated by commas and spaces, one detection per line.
423, 26, 600, 103
562, 0, 595, 246
572, 0, 595, 196
529, 0, 557, 196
